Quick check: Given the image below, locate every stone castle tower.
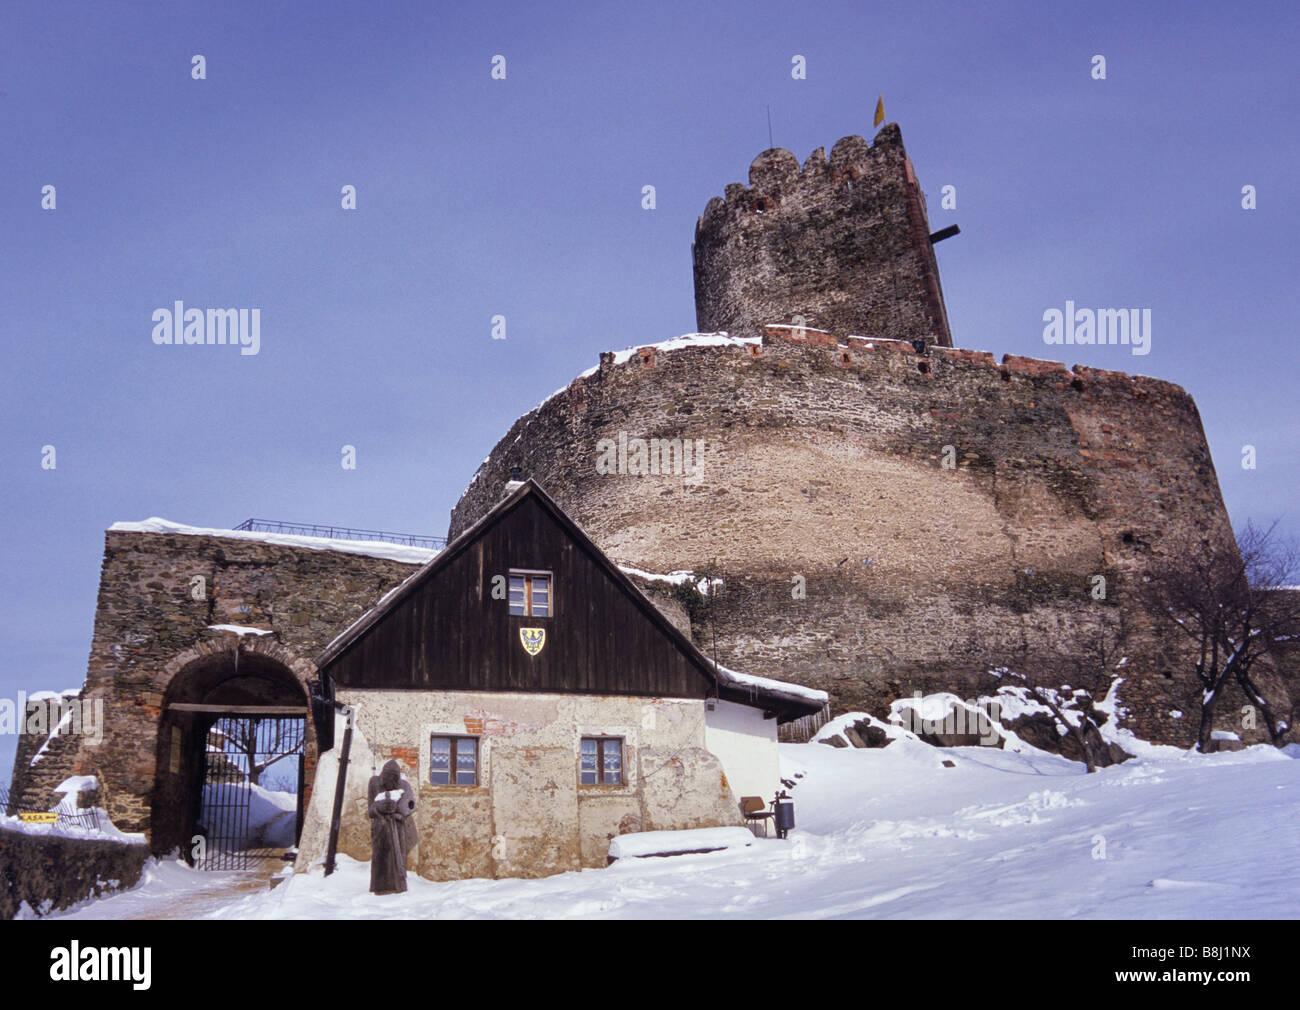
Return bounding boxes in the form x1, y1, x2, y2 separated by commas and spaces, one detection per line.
449, 123, 1290, 747
692, 123, 953, 348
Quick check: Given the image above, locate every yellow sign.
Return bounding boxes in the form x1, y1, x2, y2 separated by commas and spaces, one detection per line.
874, 94, 885, 127
520, 627, 546, 657
19, 812, 58, 824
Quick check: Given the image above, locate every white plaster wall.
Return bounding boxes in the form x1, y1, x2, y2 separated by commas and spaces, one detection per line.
339, 688, 677, 767
704, 699, 780, 805
304, 688, 745, 878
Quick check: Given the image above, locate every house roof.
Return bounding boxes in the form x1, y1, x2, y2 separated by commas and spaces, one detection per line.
316, 479, 827, 722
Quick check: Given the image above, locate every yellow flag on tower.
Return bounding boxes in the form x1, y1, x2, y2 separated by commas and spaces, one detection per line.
874, 95, 885, 127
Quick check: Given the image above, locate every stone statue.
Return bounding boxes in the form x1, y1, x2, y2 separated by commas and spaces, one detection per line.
367, 759, 417, 895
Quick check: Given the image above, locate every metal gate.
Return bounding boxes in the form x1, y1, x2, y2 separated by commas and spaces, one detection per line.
196, 715, 305, 870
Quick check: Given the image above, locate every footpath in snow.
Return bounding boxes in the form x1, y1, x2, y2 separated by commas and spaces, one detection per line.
43, 729, 1300, 920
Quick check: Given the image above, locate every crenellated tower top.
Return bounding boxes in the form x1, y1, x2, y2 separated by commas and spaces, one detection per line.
692, 123, 953, 348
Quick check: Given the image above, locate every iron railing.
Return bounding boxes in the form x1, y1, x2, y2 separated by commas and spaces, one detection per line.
197, 715, 305, 870
232, 518, 445, 550
0, 786, 102, 833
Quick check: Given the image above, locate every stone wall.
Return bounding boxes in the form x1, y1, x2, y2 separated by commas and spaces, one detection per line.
5, 696, 79, 815
0, 828, 149, 920
692, 124, 953, 348
7, 528, 427, 840
447, 327, 1290, 747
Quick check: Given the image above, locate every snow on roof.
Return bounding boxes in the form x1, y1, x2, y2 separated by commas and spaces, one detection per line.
710, 660, 828, 707
108, 517, 439, 565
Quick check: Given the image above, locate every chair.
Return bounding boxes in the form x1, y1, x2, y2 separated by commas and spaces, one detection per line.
740, 795, 774, 837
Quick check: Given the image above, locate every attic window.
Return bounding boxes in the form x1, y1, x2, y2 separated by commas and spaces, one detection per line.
509, 570, 552, 617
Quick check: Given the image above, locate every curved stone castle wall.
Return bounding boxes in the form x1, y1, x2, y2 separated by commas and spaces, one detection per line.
448, 328, 1268, 745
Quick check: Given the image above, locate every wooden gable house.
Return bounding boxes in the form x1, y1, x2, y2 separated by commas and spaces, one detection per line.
297, 479, 825, 881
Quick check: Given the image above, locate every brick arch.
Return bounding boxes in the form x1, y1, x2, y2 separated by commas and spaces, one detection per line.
151, 635, 320, 858
159, 634, 318, 697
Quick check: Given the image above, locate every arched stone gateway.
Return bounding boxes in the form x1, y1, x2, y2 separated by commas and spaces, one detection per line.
5, 523, 427, 848
150, 638, 320, 864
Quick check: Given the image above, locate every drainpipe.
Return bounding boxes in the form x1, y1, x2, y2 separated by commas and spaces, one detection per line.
323, 702, 355, 877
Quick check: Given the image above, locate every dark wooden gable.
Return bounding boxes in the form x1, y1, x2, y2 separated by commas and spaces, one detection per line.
320, 485, 717, 698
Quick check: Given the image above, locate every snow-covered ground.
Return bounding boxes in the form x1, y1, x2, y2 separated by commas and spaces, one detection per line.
42, 735, 1300, 919
198, 782, 298, 849
1, 775, 145, 844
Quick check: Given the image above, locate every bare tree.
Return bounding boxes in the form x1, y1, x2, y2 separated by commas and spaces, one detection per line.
223, 718, 304, 787
1141, 520, 1298, 752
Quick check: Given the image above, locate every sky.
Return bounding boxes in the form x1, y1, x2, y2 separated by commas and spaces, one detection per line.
1, 0, 1297, 782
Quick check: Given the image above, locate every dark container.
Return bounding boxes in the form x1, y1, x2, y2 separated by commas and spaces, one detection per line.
774, 797, 795, 837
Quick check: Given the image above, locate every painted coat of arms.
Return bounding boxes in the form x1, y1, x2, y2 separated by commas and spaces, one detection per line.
519, 627, 546, 656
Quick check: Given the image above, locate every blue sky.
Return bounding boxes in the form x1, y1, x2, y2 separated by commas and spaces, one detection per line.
2, 1, 1296, 781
